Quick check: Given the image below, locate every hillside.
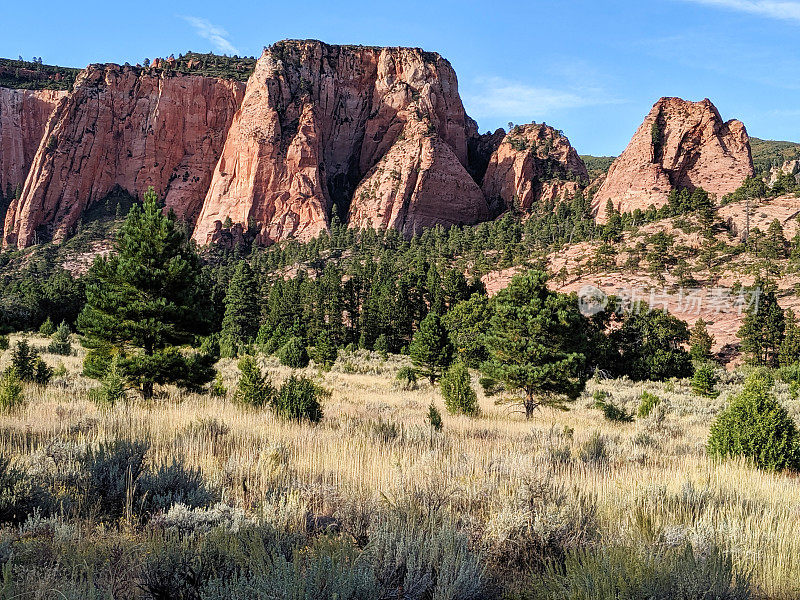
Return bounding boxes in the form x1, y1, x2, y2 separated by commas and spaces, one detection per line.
750, 136, 800, 175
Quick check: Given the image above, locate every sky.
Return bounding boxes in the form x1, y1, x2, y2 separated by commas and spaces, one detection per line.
2, 0, 799, 156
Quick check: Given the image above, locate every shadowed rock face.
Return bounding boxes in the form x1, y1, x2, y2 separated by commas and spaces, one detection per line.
592, 97, 753, 221
192, 40, 488, 246
481, 124, 589, 215
0, 88, 65, 198
4, 65, 244, 247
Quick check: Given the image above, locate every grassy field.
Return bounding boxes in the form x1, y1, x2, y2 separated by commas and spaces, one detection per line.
0, 334, 798, 598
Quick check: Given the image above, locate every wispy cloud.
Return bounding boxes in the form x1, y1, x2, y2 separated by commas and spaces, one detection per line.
463, 77, 622, 122
180, 16, 239, 55
681, 0, 800, 23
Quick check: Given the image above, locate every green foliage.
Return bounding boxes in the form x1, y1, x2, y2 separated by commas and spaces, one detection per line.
691, 363, 719, 398
88, 356, 126, 408
427, 403, 443, 431
47, 321, 72, 356
749, 137, 800, 176
689, 318, 714, 362
779, 309, 800, 367
738, 285, 785, 367
10, 339, 51, 385
637, 391, 662, 418
77, 187, 212, 398
442, 293, 490, 368
0, 335, 8, 351
409, 313, 453, 384
38, 317, 55, 336
440, 361, 479, 416
82, 344, 112, 379
273, 375, 326, 423
593, 396, 633, 423
312, 331, 338, 369
233, 356, 275, 409
0, 57, 79, 90
580, 155, 616, 179
277, 336, 310, 368
0, 456, 42, 524
210, 373, 227, 398
708, 371, 800, 471
395, 366, 418, 390
219, 262, 259, 358
482, 271, 588, 418
0, 371, 24, 414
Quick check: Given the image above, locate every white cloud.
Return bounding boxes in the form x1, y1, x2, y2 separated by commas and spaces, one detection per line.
681, 0, 800, 23
463, 77, 621, 121
181, 16, 239, 55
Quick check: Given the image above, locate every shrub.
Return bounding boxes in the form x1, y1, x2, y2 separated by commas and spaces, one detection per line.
395, 366, 417, 390
0, 456, 43, 524
692, 363, 719, 398
210, 373, 227, 398
538, 543, 751, 600
427, 403, 443, 431
312, 331, 338, 369
38, 317, 55, 336
0, 335, 8, 351
273, 375, 326, 423
47, 321, 72, 356
278, 336, 309, 368
199, 333, 221, 359
708, 371, 800, 471
579, 432, 608, 464
78, 440, 149, 520
0, 371, 24, 414
138, 460, 215, 516
10, 340, 37, 382
637, 391, 662, 418
479, 376, 501, 396
594, 397, 634, 423
374, 334, 389, 357
89, 356, 126, 408
233, 356, 275, 409
82, 344, 112, 379
440, 361, 479, 416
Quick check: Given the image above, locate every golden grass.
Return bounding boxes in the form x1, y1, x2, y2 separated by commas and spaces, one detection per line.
1, 335, 799, 598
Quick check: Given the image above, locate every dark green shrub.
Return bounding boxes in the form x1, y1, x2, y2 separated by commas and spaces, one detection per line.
233, 356, 275, 409
395, 366, 417, 390
38, 317, 55, 336
594, 397, 634, 423
312, 331, 338, 370
88, 356, 126, 408
0, 370, 24, 414
199, 333, 221, 359
374, 334, 389, 357
479, 376, 501, 396
278, 336, 309, 368
210, 373, 227, 398
708, 372, 800, 471
273, 375, 326, 423
82, 344, 112, 379
692, 363, 719, 398
11, 340, 38, 382
47, 321, 72, 356
440, 361, 478, 416
427, 403, 443, 431
0, 335, 8, 351
637, 391, 662, 418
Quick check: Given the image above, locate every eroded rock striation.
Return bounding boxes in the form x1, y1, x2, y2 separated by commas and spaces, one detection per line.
5, 65, 244, 247
592, 97, 753, 220
0, 87, 65, 198
481, 124, 588, 215
193, 40, 488, 246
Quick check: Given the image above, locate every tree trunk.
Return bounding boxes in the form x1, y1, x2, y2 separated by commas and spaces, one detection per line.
142, 380, 153, 401
524, 393, 537, 419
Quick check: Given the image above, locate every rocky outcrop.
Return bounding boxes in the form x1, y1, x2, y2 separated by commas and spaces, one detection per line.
481, 124, 588, 214
592, 98, 753, 220
0, 87, 65, 198
193, 40, 488, 246
4, 65, 244, 247
769, 159, 800, 187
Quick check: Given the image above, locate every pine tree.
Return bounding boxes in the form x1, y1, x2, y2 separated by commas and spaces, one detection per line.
482, 271, 588, 418
77, 187, 214, 399
38, 317, 55, 336
780, 309, 800, 367
47, 321, 72, 356
233, 356, 275, 409
219, 262, 259, 358
409, 313, 453, 384
689, 318, 714, 362
738, 284, 785, 367
440, 361, 479, 416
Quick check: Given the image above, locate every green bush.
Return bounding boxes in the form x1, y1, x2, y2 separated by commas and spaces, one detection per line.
0, 335, 8, 351
47, 321, 72, 356
89, 356, 126, 408
0, 370, 24, 414
708, 371, 800, 471
312, 331, 338, 369
637, 391, 662, 418
233, 356, 275, 409
82, 344, 112, 379
440, 361, 479, 416
395, 366, 418, 390
427, 403, 443, 431
210, 373, 227, 398
278, 336, 309, 368
38, 317, 55, 336
692, 363, 719, 398
273, 375, 326, 423
594, 397, 634, 423
538, 543, 751, 600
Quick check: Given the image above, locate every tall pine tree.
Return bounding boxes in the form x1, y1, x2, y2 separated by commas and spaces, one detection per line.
219, 262, 259, 357
78, 187, 213, 398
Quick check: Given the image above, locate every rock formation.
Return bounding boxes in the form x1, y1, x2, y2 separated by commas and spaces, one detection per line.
481, 124, 588, 215
192, 40, 488, 246
592, 97, 753, 220
0, 87, 65, 198
4, 65, 244, 247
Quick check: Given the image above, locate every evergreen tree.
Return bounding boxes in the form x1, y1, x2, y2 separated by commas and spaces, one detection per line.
738, 284, 785, 367
219, 262, 259, 358
47, 321, 72, 356
689, 318, 714, 362
780, 309, 800, 367
38, 317, 55, 336
440, 361, 479, 416
77, 187, 214, 399
409, 313, 453, 384
482, 271, 588, 418
233, 356, 275, 409
442, 294, 491, 368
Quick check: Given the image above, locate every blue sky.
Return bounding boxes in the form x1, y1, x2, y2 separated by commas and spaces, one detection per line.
2, 0, 798, 155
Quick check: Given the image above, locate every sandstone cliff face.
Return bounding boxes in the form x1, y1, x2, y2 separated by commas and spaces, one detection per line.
0, 87, 65, 197
193, 40, 487, 246
5, 65, 243, 247
592, 98, 753, 220
481, 124, 588, 215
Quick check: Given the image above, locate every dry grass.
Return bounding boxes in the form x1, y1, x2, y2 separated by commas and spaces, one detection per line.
2, 335, 800, 598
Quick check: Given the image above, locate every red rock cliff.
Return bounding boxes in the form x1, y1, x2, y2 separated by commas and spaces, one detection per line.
592, 97, 753, 220
192, 40, 488, 246
481, 124, 588, 215
4, 65, 244, 247
0, 87, 65, 198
